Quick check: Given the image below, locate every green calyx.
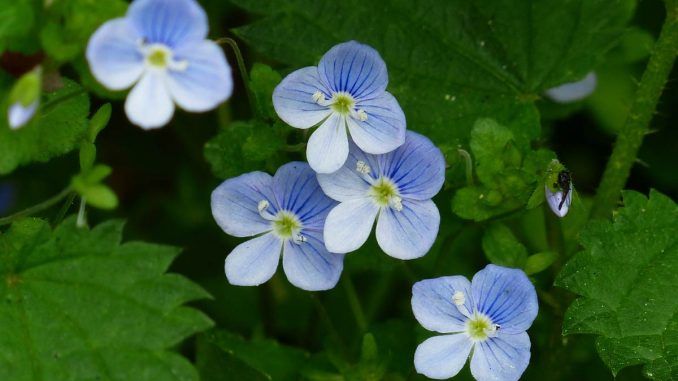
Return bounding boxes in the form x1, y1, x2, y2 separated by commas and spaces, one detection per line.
273, 211, 301, 239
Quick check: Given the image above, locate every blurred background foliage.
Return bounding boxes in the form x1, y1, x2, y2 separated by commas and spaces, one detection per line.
1, 0, 677, 380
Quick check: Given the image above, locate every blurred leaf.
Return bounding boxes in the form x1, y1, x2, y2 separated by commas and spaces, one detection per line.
88, 103, 112, 142
0, 217, 213, 381
0, 79, 89, 174
0, 0, 36, 52
556, 190, 678, 379
199, 330, 310, 381
524, 251, 556, 275
79, 141, 96, 170
481, 222, 528, 268
197, 334, 269, 381
232, 0, 628, 150
250, 63, 283, 120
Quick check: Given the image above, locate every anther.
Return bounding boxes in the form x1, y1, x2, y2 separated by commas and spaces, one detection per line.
391, 196, 403, 212
356, 109, 368, 121
312, 91, 326, 104
257, 200, 276, 220
258, 200, 269, 212
356, 160, 371, 174
453, 291, 465, 306
294, 234, 307, 244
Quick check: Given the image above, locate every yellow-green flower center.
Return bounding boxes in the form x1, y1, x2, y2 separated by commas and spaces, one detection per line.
147, 47, 169, 68
330, 92, 355, 115
369, 178, 401, 210
273, 211, 301, 239
465, 313, 497, 341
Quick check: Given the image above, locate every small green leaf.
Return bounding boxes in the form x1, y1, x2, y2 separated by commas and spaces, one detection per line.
79, 142, 96, 170
0, 217, 213, 381
524, 251, 557, 275
556, 190, 678, 379
88, 103, 112, 142
482, 223, 528, 268
250, 63, 282, 120
81, 184, 118, 210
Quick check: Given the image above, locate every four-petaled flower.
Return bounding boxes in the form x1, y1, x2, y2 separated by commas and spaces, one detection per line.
412, 265, 538, 381
273, 40, 406, 174
318, 131, 445, 259
211, 162, 344, 291
87, 0, 232, 129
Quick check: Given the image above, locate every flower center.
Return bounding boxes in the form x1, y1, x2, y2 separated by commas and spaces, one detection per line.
272, 211, 303, 242
139, 41, 188, 71
312, 91, 368, 121
369, 177, 402, 211
465, 313, 500, 342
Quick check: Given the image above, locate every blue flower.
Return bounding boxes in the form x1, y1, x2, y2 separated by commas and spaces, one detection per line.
318, 131, 445, 259
8, 101, 38, 130
86, 0, 232, 129
545, 184, 572, 218
545, 72, 597, 103
273, 41, 406, 174
412, 265, 538, 381
211, 162, 344, 291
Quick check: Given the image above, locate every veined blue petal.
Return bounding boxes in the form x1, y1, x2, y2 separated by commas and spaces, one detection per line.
545, 184, 572, 218
375, 199, 440, 259
124, 71, 175, 129
348, 92, 406, 154
86, 18, 144, 90
211, 171, 278, 237
318, 41, 388, 100
225, 233, 282, 286
412, 276, 473, 334
127, 0, 207, 48
414, 334, 473, 380
382, 131, 445, 200
168, 40, 233, 112
470, 332, 531, 381
544, 72, 597, 103
273, 67, 332, 129
283, 230, 344, 291
8, 100, 38, 130
316, 141, 376, 202
471, 265, 538, 334
273, 162, 337, 230
323, 198, 379, 254
307, 113, 349, 174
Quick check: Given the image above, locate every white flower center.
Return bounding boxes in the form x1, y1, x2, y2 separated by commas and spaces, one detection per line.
257, 200, 305, 243
312, 91, 368, 121
465, 312, 500, 342
353, 161, 402, 212
139, 40, 188, 72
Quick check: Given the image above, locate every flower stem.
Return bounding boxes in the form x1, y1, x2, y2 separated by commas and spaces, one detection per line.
591, 5, 678, 219
342, 276, 368, 333
76, 197, 87, 228
215, 37, 259, 119
0, 187, 73, 226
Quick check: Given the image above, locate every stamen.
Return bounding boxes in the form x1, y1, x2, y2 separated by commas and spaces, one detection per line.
168, 59, 189, 72
257, 200, 276, 220
390, 196, 403, 212
312, 91, 324, 103
453, 291, 465, 306
258, 200, 269, 212
356, 160, 371, 174
356, 109, 368, 121
293, 234, 307, 244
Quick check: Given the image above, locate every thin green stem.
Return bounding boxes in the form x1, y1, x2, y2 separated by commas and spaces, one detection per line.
591, 6, 678, 219
53, 192, 77, 225
342, 276, 368, 333
457, 148, 474, 186
76, 198, 87, 228
0, 187, 73, 226
215, 37, 259, 118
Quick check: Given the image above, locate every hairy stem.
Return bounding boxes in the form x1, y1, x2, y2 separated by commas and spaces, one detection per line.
0, 187, 73, 226
214, 37, 259, 118
591, 5, 678, 219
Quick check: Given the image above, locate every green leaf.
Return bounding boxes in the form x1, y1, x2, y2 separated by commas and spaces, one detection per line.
231, 0, 627, 148
0, 217, 213, 381
79, 142, 96, 170
0, 0, 36, 52
524, 251, 556, 275
556, 190, 678, 379
198, 330, 310, 381
0, 79, 90, 174
481, 222, 528, 268
250, 63, 283, 121
88, 103, 112, 142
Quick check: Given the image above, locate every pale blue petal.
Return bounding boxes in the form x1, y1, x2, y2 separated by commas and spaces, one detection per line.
283, 231, 344, 291
211, 171, 278, 237
544, 72, 597, 103
318, 41, 388, 100
316, 141, 376, 202
412, 276, 473, 333
545, 184, 572, 218
470, 332, 531, 381
382, 131, 445, 200
86, 18, 144, 90
273, 67, 332, 129
127, 0, 207, 48
471, 265, 538, 334
124, 71, 174, 129
168, 40, 233, 112
225, 233, 282, 286
414, 334, 473, 380
323, 198, 379, 253
348, 92, 405, 154
8, 100, 38, 130
375, 199, 440, 259
272, 162, 337, 230
307, 113, 349, 174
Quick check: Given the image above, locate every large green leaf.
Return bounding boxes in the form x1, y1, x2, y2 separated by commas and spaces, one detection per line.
231, 0, 628, 147
0, 217, 213, 381
556, 190, 678, 380
0, 79, 90, 174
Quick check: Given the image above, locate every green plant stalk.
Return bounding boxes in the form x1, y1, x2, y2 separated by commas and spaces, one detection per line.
0, 187, 73, 226
591, 5, 678, 219
342, 276, 368, 333
215, 37, 260, 119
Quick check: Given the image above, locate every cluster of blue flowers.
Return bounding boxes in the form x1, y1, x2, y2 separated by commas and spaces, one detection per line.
40, 0, 540, 379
